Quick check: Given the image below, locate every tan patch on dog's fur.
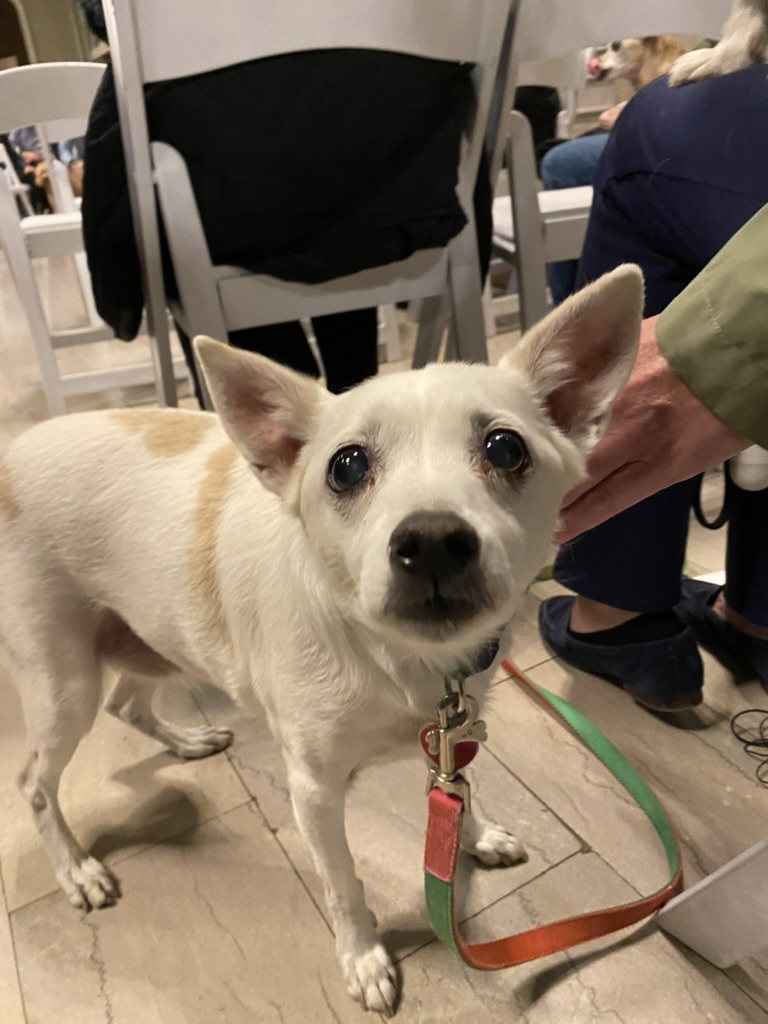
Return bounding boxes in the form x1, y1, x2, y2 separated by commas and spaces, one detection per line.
190, 444, 239, 643
110, 409, 213, 458
0, 460, 20, 521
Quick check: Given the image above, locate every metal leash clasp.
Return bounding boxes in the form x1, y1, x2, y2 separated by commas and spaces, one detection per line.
424, 675, 485, 813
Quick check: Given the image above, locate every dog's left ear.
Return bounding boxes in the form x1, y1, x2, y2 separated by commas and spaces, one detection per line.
502, 264, 643, 451
194, 336, 325, 496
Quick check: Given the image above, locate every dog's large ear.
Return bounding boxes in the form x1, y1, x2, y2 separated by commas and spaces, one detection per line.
194, 336, 324, 496
501, 264, 643, 451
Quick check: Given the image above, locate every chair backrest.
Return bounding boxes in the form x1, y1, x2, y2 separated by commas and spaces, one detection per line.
0, 62, 104, 215
121, 0, 513, 80
511, 0, 731, 65
0, 62, 105, 141
109, 0, 513, 189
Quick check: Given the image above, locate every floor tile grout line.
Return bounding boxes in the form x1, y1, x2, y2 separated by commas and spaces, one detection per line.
7, 796, 254, 918
188, 688, 333, 931
482, 740, 592, 856
396, 848, 586, 965
0, 859, 30, 1024
208, 728, 337, 940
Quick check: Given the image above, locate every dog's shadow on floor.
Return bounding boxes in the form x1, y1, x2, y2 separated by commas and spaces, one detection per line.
86, 752, 207, 862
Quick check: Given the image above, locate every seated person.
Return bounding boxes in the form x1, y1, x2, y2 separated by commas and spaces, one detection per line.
538, 64, 768, 712
541, 35, 698, 304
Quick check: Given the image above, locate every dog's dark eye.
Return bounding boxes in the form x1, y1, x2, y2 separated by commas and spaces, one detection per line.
328, 446, 369, 492
611, 40, 621, 52
483, 430, 529, 473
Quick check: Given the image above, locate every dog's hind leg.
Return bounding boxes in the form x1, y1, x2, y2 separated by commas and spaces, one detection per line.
97, 612, 233, 759
105, 674, 233, 759
18, 657, 121, 911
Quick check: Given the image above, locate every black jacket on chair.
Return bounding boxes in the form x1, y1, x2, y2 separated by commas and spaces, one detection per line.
82, 50, 489, 341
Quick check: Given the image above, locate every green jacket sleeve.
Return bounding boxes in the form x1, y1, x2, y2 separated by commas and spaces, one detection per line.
657, 203, 768, 449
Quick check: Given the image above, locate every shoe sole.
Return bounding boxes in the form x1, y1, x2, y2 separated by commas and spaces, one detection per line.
624, 685, 704, 713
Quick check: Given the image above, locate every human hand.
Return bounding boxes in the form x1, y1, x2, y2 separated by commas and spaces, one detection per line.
557, 316, 750, 542
598, 101, 627, 131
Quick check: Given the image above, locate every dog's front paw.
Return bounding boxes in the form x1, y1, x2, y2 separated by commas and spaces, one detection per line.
58, 856, 121, 911
462, 818, 528, 867
668, 46, 752, 86
340, 941, 398, 1016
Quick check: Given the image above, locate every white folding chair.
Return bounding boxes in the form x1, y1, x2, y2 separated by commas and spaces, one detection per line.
0, 140, 33, 217
490, 0, 732, 333
0, 61, 186, 416
102, 0, 514, 394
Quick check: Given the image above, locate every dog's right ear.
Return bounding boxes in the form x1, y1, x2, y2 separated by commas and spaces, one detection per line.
194, 337, 324, 496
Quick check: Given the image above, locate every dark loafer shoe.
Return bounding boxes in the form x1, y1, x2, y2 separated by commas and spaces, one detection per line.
538, 596, 704, 712
677, 579, 768, 687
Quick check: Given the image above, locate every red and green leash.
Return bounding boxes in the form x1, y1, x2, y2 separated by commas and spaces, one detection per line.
422, 659, 683, 969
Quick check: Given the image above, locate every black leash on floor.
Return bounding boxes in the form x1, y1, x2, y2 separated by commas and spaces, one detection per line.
730, 709, 768, 786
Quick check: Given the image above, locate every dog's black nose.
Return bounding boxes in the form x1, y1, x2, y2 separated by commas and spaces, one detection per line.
389, 512, 480, 580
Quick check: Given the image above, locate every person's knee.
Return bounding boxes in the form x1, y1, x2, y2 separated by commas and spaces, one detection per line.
541, 135, 609, 190
540, 142, 575, 189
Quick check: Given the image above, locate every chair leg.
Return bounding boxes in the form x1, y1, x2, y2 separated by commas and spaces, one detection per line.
506, 113, 550, 333
411, 296, 447, 368
446, 225, 489, 364
145, 300, 179, 408
482, 279, 497, 339
1, 230, 66, 415
378, 305, 402, 364
72, 252, 102, 328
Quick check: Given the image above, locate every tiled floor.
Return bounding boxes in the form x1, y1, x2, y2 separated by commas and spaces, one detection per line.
0, 253, 766, 1023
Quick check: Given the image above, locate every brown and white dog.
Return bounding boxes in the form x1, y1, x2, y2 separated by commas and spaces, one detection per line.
669, 0, 768, 85
588, 36, 688, 91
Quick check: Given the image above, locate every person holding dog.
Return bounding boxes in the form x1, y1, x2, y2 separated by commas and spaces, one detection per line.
539, 65, 768, 711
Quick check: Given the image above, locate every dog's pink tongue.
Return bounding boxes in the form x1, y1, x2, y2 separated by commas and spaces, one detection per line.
586, 57, 601, 78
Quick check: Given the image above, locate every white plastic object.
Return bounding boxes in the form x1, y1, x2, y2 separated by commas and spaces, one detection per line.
730, 445, 768, 491
658, 838, 768, 967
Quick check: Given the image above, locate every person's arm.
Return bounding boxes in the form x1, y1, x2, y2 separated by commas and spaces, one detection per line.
557, 203, 768, 541
656, 203, 768, 449
597, 100, 627, 131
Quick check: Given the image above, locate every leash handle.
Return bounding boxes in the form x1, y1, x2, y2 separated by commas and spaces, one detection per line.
423, 659, 683, 970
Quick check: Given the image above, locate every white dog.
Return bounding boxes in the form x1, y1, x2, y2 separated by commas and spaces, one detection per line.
0, 266, 642, 1015
669, 0, 768, 85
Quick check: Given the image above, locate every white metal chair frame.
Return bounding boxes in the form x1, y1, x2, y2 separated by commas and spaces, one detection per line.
0, 61, 185, 416
0, 140, 33, 217
103, 0, 515, 395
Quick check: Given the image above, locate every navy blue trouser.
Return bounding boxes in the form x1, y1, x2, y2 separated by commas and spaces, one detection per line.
554, 68, 768, 626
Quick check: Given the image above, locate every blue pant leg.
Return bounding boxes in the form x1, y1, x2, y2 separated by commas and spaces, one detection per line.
554, 478, 700, 611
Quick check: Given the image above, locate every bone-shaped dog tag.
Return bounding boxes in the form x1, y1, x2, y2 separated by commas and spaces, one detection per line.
465, 720, 487, 743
